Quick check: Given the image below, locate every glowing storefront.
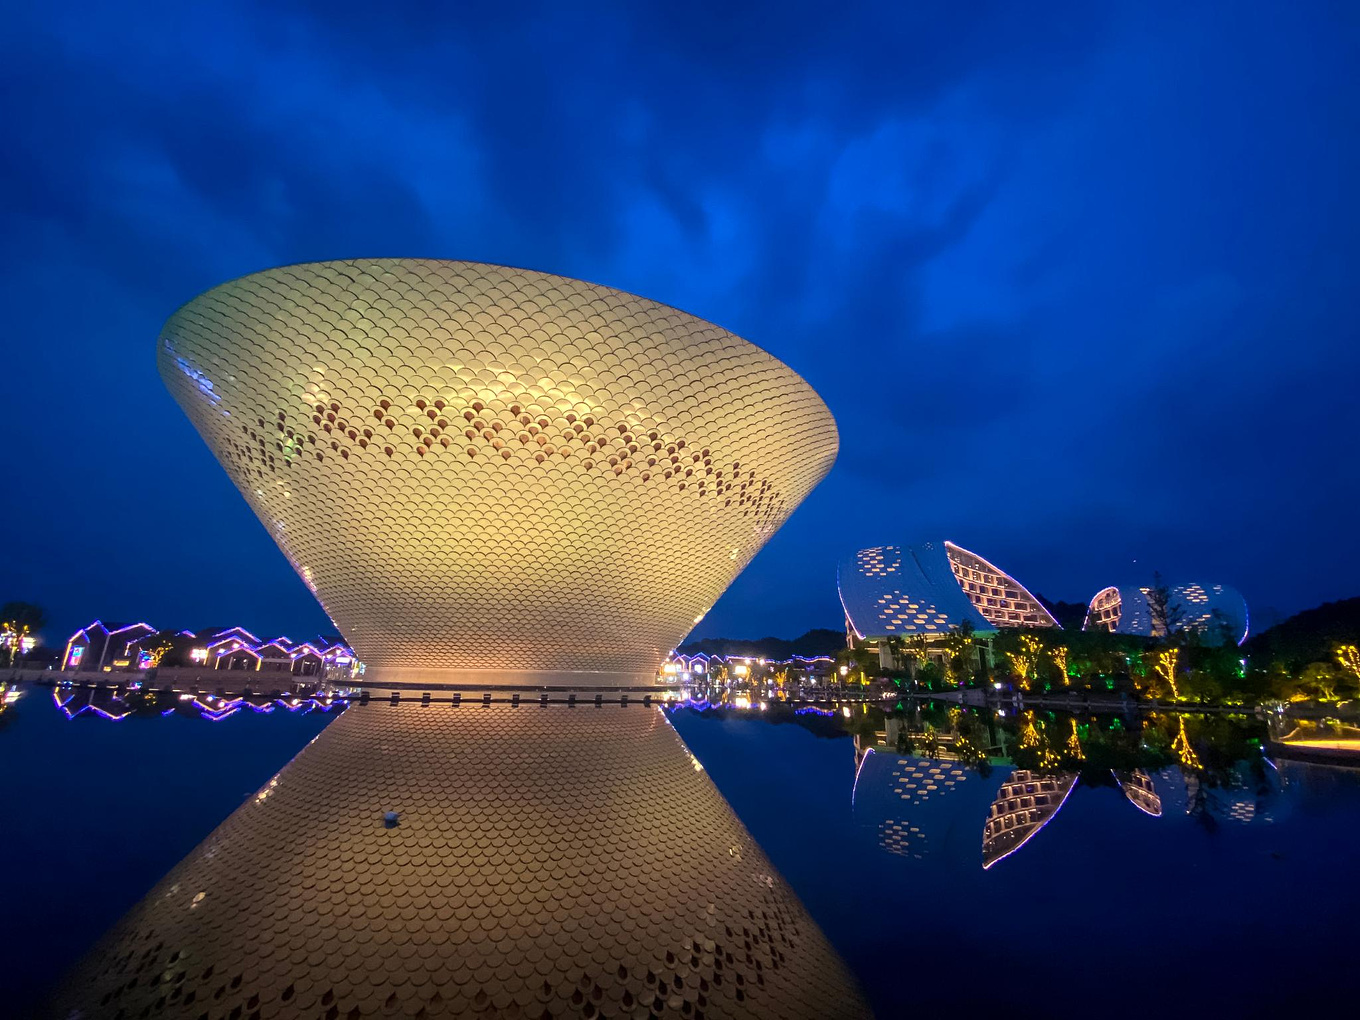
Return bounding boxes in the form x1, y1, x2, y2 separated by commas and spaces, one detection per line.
62, 621, 353, 674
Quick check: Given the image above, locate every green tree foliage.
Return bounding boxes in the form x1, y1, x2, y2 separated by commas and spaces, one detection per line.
1241, 598, 1360, 703
915, 661, 945, 690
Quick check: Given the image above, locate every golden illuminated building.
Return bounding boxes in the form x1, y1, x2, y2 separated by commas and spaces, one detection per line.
56, 261, 874, 1017
160, 260, 838, 685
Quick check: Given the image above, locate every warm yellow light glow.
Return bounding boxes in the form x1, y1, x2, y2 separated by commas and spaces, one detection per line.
1172, 717, 1201, 770
1156, 648, 1181, 700
1337, 644, 1360, 684
1065, 718, 1084, 760
1050, 646, 1069, 686
1007, 635, 1044, 690
160, 260, 838, 684
1019, 711, 1040, 749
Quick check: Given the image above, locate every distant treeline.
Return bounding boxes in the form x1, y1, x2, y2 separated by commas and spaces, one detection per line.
676, 628, 846, 659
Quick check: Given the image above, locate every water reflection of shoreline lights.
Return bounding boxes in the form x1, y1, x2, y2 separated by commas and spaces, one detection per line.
50, 686, 348, 722
847, 707, 1294, 869
1172, 716, 1203, 770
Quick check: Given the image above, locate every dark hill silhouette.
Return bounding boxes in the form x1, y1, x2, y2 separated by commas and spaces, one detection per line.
1035, 594, 1089, 630
677, 628, 846, 659
1243, 596, 1360, 668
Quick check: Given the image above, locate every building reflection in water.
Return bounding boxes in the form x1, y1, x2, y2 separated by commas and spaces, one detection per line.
981, 770, 1079, 869
1114, 770, 1163, 817
851, 709, 1290, 871
51, 704, 870, 1019
851, 748, 996, 863
50, 684, 350, 722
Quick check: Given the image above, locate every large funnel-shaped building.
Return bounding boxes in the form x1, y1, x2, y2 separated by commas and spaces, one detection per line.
159, 260, 838, 684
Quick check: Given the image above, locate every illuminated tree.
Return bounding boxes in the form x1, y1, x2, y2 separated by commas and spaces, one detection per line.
145, 640, 175, 668
905, 635, 931, 678
1019, 711, 1041, 749
1336, 645, 1360, 690
1065, 718, 1084, 760
0, 602, 45, 668
1007, 634, 1044, 691
921, 723, 941, 758
1294, 662, 1339, 703
944, 622, 977, 685
1155, 648, 1181, 700
1050, 646, 1070, 686
1172, 717, 1201, 770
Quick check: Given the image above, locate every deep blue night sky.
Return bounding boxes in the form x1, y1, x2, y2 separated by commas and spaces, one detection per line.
3, 1, 1357, 646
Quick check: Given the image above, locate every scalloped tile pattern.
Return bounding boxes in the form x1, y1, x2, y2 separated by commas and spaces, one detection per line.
50, 705, 869, 1019
158, 260, 838, 677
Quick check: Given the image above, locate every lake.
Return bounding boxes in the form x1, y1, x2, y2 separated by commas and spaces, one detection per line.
2, 686, 1356, 1018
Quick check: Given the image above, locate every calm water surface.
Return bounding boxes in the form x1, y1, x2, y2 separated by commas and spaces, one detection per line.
0, 690, 335, 1014
3, 688, 1357, 1018
668, 706, 1360, 1019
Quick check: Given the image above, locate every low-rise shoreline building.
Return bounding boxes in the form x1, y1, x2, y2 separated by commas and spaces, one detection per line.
62, 620, 355, 676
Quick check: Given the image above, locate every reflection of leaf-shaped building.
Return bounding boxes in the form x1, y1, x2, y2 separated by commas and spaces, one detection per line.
851, 749, 996, 862
1186, 763, 1284, 824
981, 770, 1078, 869
1115, 769, 1163, 817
